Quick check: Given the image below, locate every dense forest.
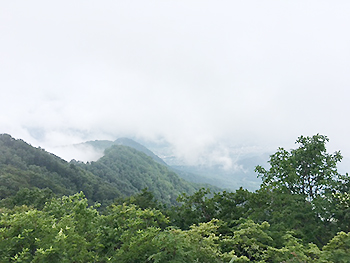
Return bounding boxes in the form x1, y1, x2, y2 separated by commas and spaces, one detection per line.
1, 134, 350, 262
0, 134, 205, 207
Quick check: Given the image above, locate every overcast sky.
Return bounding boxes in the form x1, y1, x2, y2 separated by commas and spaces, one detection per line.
1, 1, 350, 166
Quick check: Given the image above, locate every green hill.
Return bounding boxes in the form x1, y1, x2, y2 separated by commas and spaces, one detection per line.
78, 145, 198, 204
77, 138, 224, 190
114, 137, 167, 165
0, 134, 121, 204
79, 137, 167, 165
0, 134, 199, 206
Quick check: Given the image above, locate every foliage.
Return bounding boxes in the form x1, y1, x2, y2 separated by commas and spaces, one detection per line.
81, 145, 198, 205
253, 134, 346, 246
0, 193, 102, 262
112, 188, 162, 210
255, 134, 342, 199
1, 133, 350, 261
321, 231, 350, 262
0, 134, 121, 205
0, 134, 199, 207
0, 187, 54, 209
170, 187, 251, 230
0, 193, 236, 262
226, 219, 273, 261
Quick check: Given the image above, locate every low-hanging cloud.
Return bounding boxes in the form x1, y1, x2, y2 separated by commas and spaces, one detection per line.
1, 1, 350, 168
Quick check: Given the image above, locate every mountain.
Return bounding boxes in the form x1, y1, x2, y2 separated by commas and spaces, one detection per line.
0, 134, 122, 203
171, 164, 261, 191
74, 138, 263, 191
76, 138, 226, 190
75, 145, 197, 204
0, 134, 199, 206
114, 138, 167, 166
76, 138, 167, 166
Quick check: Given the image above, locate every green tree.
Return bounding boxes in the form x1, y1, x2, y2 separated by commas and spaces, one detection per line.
170, 188, 216, 229
266, 233, 321, 262
247, 188, 326, 246
1, 187, 54, 209
170, 188, 255, 237
321, 231, 350, 262
226, 219, 273, 261
254, 134, 347, 246
0, 193, 103, 262
255, 134, 342, 200
113, 188, 161, 210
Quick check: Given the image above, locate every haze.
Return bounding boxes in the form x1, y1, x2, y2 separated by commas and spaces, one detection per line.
1, 1, 350, 169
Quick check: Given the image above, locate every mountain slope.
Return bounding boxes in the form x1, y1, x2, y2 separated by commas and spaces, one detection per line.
0, 134, 199, 206
77, 138, 224, 190
80, 138, 167, 165
77, 145, 197, 204
114, 137, 167, 165
0, 134, 121, 202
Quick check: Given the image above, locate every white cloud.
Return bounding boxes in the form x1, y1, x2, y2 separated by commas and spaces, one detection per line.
1, 1, 350, 167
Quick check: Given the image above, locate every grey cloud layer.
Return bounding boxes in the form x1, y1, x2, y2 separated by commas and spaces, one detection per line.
1, 1, 350, 165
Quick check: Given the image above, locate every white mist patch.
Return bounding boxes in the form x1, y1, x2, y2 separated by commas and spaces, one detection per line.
48, 144, 104, 162
160, 137, 263, 173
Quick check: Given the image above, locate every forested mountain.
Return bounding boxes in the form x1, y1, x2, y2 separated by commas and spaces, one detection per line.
77, 137, 167, 165
114, 137, 167, 165
74, 145, 198, 204
76, 137, 227, 189
2, 134, 350, 262
0, 134, 199, 206
0, 134, 119, 203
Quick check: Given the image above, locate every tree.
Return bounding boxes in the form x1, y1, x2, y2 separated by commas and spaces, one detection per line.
255, 134, 342, 200
171, 188, 252, 229
113, 188, 161, 210
0, 193, 102, 262
321, 231, 350, 262
254, 134, 347, 246
247, 188, 331, 247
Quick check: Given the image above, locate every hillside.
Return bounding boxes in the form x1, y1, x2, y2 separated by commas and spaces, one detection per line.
78, 138, 167, 165
76, 145, 198, 204
0, 134, 122, 203
0, 134, 198, 206
115, 137, 167, 165
1, 134, 349, 262
76, 138, 229, 189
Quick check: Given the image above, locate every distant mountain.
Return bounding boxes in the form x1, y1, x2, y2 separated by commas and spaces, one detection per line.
113, 138, 264, 191
114, 138, 167, 166
78, 138, 167, 166
76, 145, 198, 204
83, 140, 116, 152
73, 137, 264, 191
171, 164, 261, 191
77, 138, 224, 190
0, 134, 200, 206
0, 134, 120, 203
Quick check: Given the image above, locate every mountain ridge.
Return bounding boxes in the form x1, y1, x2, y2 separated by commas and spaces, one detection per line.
75, 138, 229, 189
73, 137, 263, 190
0, 134, 203, 206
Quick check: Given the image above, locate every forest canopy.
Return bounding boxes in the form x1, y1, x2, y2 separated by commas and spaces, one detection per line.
1, 134, 350, 262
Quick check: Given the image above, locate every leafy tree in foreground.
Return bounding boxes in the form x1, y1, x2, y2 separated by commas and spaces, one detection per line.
2, 134, 350, 262
255, 134, 342, 199
0, 192, 237, 262
0, 193, 102, 262
247, 188, 324, 246
254, 134, 347, 246
321, 231, 350, 262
